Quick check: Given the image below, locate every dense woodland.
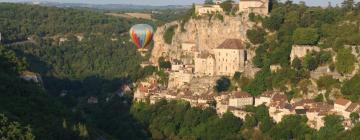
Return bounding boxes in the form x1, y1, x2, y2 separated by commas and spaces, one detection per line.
1, 0, 360, 140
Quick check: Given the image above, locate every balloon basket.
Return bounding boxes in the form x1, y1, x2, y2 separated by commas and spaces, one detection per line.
138, 48, 148, 57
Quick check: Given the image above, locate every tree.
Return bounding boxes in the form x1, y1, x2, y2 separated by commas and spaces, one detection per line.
317, 115, 344, 139
341, 74, 360, 100
303, 54, 318, 71
350, 112, 360, 124
292, 57, 302, 70
163, 25, 177, 44
158, 57, 172, 69
246, 28, 267, 44
244, 114, 257, 128
317, 75, 340, 90
263, 10, 284, 31
342, 0, 355, 11
220, 0, 234, 14
204, 0, 214, 4
0, 114, 35, 140
270, 115, 313, 140
335, 48, 356, 75
293, 28, 320, 45
233, 71, 241, 81
215, 76, 231, 92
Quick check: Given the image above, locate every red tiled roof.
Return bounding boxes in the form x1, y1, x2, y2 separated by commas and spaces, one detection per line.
335, 98, 351, 106
217, 39, 244, 50
233, 91, 252, 98
272, 94, 287, 102
260, 91, 274, 98
346, 103, 359, 112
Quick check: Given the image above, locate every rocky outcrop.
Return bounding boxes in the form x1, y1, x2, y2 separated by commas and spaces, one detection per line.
150, 15, 253, 64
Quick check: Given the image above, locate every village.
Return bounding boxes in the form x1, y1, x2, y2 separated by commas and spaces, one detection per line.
133, 0, 360, 131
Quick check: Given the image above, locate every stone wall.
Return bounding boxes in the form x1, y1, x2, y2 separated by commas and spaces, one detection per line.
150, 15, 252, 65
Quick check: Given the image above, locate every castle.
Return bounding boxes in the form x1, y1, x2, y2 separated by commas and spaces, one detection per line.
194, 39, 247, 76
195, 0, 269, 16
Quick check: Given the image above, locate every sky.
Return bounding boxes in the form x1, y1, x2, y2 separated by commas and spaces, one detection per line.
0, 0, 358, 6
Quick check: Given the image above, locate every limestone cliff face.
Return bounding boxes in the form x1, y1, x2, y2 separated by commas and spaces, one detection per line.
150, 15, 253, 64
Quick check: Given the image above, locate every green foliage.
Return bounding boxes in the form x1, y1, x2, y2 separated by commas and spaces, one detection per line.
246, 28, 267, 44
317, 75, 340, 90
204, 0, 214, 4
292, 57, 302, 70
245, 68, 272, 96
270, 115, 314, 140
233, 71, 241, 81
163, 25, 177, 44
303, 53, 319, 71
316, 115, 344, 139
0, 3, 151, 44
158, 57, 172, 69
215, 76, 231, 92
243, 114, 257, 129
220, 0, 235, 14
263, 9, 284, 31
336, 48, 356, 74
314, 94, 324, 102
131, 100, 243, 140
0, 114, 35, 140
350, 112, 360, 124
293, 28, 320, 45
342, 74, 360, 101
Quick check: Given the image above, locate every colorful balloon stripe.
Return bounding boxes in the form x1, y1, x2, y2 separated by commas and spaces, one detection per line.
129, 24, 154, 50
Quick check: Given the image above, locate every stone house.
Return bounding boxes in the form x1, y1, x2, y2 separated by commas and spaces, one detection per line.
229, 91, 253, 108
290, 45, 320, 62
194, 52, 216, 76
238, 0, 269, 16
168, 71, 192, 89
269, 101, 293, 123
195, 4, 223, 16
254, 91, 275, 106
214, 39, 247, 76
334, 98, 352, 112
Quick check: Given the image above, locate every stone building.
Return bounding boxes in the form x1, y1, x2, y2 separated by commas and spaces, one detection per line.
195, 4, 224, 16
334, 98, 352, 112
290, 45, 320, 62
254, 91, 275, 106
214, 39, 247, 76
239, 0, 269, 16
229, 91, 253, 108
194, 52, 216, 76
181, 42, 196, 52
168, 71, 192, 89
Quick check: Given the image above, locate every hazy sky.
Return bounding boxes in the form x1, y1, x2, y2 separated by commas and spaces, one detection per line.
0, 0, 358, 6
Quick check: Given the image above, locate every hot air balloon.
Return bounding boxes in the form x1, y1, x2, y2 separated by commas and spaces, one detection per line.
129, 24, 154, 52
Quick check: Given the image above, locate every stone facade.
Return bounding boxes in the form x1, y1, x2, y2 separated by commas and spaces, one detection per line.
214, 39, 246, 76
290, 45, 320, 62
181, 42, 196, 52
229, 91, 253, 108
239, 0, 269, 16
168, 71, 192, 89
195, 5, 223, 16
194, 52, 216, 76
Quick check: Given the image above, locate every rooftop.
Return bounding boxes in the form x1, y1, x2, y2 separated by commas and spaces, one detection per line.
216, 39, 244, 50
346, 103, 359, 112
335, 98, 351, 106
233, 91, 252, 98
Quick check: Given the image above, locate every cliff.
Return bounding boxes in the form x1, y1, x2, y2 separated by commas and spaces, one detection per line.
150, 15, 254, 64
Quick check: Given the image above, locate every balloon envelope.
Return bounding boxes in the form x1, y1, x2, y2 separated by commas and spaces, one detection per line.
129, 24, 154, 49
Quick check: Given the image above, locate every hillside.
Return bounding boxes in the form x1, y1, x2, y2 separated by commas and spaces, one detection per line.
0, 3, 156, 140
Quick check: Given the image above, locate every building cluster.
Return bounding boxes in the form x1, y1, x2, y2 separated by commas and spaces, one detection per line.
195, 0, 269, 16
